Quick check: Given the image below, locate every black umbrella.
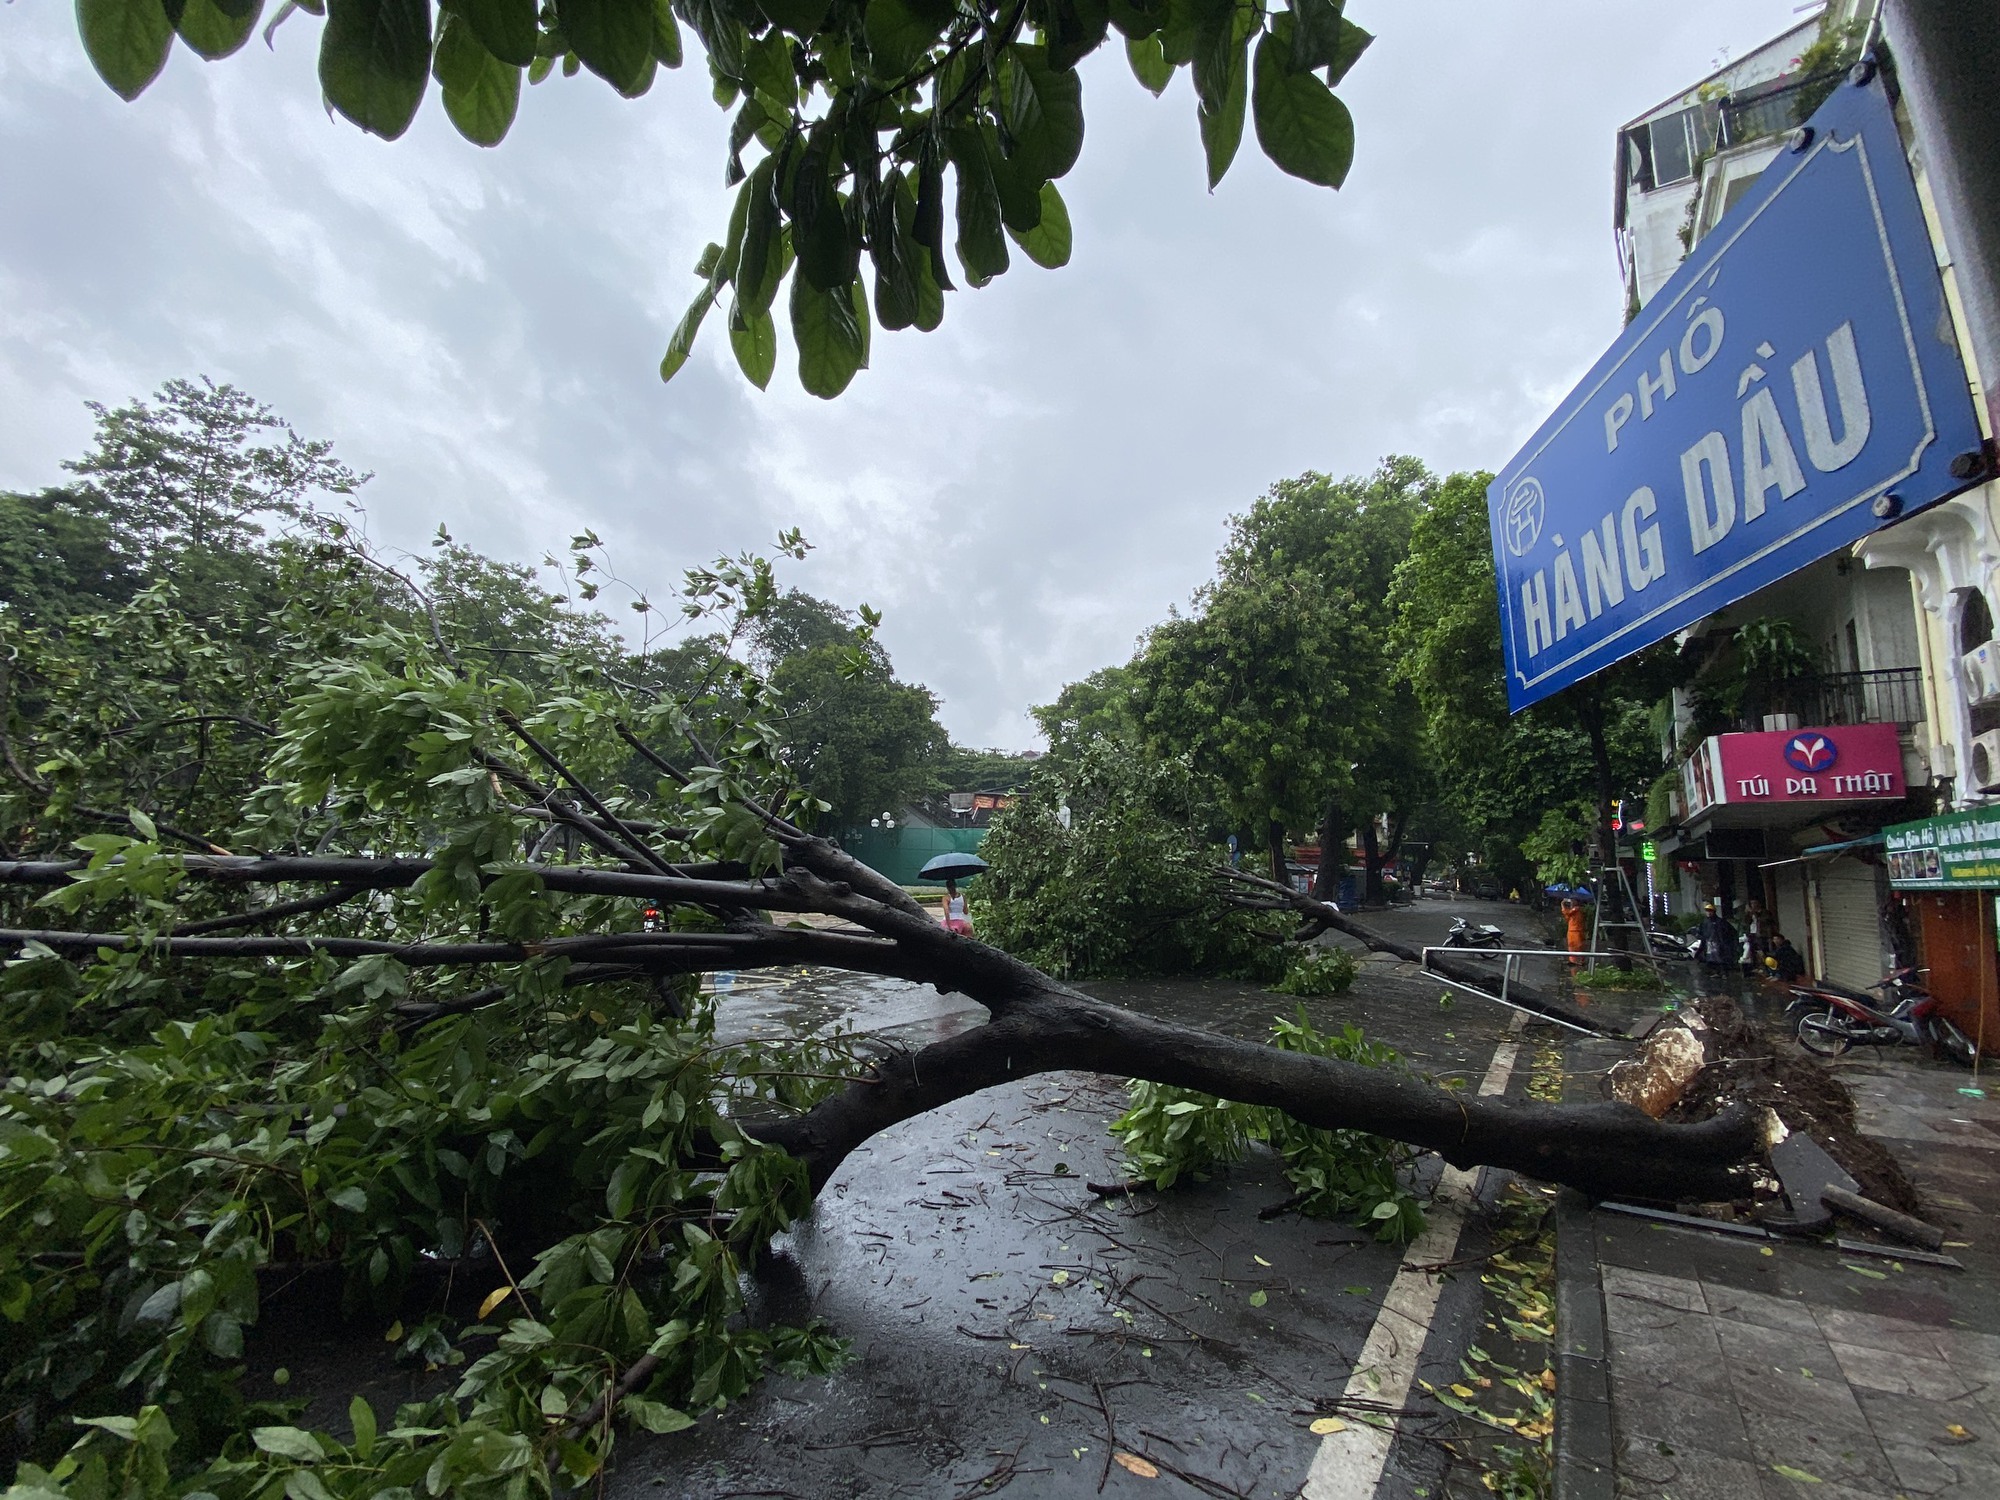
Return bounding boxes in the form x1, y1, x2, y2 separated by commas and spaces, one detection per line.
919, 852, 989, 882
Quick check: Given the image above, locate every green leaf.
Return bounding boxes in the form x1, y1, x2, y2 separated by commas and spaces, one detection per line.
349, 1396, 378, 1461
78, 0, 175, 101
1044, 0, 1109, 72
1197, 24, 1247, 189
660, 283, 717, 383
791, 123, 856, 292
456, 0, 537, 67
328, 1185, 369, 1212
1187, 0, 1236, 113
173, 0, 262, 60
319, 0, 432, 140
999, 44, 1085, 182
1125, 34, 1171, 96
1323, 15, 1371, 86
1248, 1289, 1268, 1307
252, 1426, 327, 1463
559, 0, 657, 96
1770, 1465, 1824, 1484
949, 128, 1009, 285
673, 0, 744, 80
863, 0, 946, 81
728, 299, 777, 388
790, 273, 867, 399
987, 126, 1045, 233
1108, 0, 1166, 41
620, 1396, 696, 1433
434, 15, 521, 145
1006, 184, 1071, 269
1251, 30, 1353, 187
652, 0, 683, 65
734, 155, 783, 314
755, 0, 828, 35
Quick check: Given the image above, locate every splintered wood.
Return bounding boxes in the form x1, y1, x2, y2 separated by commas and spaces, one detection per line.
1609, 1012, 1710, 1119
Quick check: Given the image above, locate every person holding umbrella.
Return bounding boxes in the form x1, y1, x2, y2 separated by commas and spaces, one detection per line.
920, 852, 988, 936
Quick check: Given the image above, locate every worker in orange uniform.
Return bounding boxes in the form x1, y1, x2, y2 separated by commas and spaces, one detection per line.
1561, 896, 1588, 969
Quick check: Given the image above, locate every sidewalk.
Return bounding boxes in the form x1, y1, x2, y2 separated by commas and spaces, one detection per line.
1557, 1028, 2000, 1499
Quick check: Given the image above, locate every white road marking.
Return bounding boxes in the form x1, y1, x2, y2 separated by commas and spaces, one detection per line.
1300, 1013, 1527, 1500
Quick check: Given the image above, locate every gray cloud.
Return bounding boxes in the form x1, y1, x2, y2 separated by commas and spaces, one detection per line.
0, 1, 1811, 745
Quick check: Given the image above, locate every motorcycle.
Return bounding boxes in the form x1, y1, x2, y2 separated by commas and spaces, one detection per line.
1644, 928, 1700, 961
1444, 916, 1506, 949
1785, 966, 1977, 1062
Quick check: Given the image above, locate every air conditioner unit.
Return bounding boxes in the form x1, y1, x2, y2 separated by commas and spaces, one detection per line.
1971, 729, 2000, 791
1963, 642, 2000, 705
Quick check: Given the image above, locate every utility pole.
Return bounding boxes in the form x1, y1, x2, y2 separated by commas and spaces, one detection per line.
1883, 1, 2000, 436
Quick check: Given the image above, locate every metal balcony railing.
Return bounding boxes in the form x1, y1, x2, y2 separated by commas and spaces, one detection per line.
1717, 70, 1848, 150
1732, 667, 1926, 732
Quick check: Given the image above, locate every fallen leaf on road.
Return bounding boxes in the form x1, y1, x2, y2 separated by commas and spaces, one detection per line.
1114, 1452, 1159, 1478
1309, 1417, 1348, 1436
1254, 1255, 1272, 1267
1771, 1464, 1823, 1483
1944, 1423, 1975, 1442
1052, 1270, 1070, 1285
1249, 1290, 1268, 1308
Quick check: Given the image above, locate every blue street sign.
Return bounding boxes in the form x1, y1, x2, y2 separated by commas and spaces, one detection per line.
1489, 72, 1984, 713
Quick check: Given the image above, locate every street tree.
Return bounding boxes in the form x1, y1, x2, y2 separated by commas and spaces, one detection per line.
1131, 459, 1430, 895
0, 505, 1758, 1495
69, 0, 1376, 398
1390, 469, 1667, 891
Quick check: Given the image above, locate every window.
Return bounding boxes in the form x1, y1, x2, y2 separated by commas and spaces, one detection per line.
1650, 108, 1699, 187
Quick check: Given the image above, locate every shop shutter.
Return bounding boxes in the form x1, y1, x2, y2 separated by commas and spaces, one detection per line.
1815, 857, 1887, 988
1772, 866, 1812, 957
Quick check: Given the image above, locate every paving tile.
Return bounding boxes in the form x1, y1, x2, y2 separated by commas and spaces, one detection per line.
1830, 1340, 1974, 1401
1813, 1304, 1949, 1358
1701, 1280, 1821, 1335
1608, 1375, 1754, 1462
1738, 1405, 1899, 1492
1934, 1325, 2000, 1384
1612, 1433, 1761, 1498
1755, 1474, 1892, 1500
1602, 1265, 1708, 1316
1882, 1436, 2000, 1497
1713, 1315, 1838, 1379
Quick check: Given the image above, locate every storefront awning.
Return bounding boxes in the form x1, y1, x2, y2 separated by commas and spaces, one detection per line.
1759, 833, 1885, 870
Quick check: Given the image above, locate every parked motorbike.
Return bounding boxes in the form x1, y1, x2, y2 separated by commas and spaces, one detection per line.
1644, 928, 1700, 961
1785, 967, 1977, 1063
1444, 916, 1506, 949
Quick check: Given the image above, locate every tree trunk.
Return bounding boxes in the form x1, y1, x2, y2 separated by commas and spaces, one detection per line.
754, 985, 1758, 1203
1313, 798, 1344, 905
1577, 688, 1631, 966
1360, 819, 1384, 907
1267, 818, 1289, 888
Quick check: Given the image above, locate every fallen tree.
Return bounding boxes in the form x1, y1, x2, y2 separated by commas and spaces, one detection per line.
0, 535, 1760, 1497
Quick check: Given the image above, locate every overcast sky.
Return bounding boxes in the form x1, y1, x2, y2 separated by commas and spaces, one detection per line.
0, 1, 1815, 748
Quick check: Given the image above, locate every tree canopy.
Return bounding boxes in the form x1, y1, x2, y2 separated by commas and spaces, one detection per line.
71, 0, 1375, 399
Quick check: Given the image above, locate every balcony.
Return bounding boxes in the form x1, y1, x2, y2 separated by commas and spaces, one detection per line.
1723, 667, 1926, 735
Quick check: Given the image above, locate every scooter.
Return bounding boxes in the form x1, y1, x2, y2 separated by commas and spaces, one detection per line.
1785, 967, 1977, 1063
1644, 928, 1700, 961
1444, 916, 1506, 949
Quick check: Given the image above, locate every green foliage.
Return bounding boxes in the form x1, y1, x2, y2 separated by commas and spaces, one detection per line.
1133, 460, 1431, 880
1108, 1009, 1425, 1241
1030, 665, 1140, 774
1519, 802, 1592, 888
0, 401, 908, 1495
1571, 964, 1667, 993
69, 0, 1377, 397
1269, 943, 1356, 997
973, 740, 1279, 980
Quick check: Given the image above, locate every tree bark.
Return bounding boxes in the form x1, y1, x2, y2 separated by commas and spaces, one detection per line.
1266, 818, 1289, 888
1360, 820, 1384, 907
1313, 798, 1344, 904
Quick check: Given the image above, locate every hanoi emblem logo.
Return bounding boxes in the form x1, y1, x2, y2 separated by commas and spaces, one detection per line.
1783, 733, 1837, 773
1503, 477, 1545, 558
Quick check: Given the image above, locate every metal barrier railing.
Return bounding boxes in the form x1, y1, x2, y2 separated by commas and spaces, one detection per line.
1417, 945, 1676, 1036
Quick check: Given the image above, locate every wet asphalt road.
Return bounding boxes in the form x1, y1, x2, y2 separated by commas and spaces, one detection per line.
617, 897, 1584, 1499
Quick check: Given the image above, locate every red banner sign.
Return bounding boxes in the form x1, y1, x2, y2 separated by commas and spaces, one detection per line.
1683, 723, 1903, 816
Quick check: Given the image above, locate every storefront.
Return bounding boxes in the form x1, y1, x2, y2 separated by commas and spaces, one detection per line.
1884, 809, 2000, 1055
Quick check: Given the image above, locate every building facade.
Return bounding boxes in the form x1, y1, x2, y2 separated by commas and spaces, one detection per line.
1627, 4, 2000, 1027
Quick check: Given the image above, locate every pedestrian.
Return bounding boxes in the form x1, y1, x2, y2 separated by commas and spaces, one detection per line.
941, 877, 973, 936
1742, 898, 1769, 976
1696, 900, 1738, 993
1561, 896, 1588, 967
1768, 931, 1807, 982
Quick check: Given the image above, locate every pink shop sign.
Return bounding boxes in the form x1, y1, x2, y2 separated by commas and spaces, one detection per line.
1704, 723, 1905, 806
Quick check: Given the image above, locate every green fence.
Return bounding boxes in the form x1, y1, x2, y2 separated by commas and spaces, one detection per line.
839, 825, 988, 887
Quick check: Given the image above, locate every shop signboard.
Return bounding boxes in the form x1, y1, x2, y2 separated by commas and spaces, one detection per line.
1681, 723, 1903, 819
1885, 807, 2000, 890
1489, 72, 1985, 712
